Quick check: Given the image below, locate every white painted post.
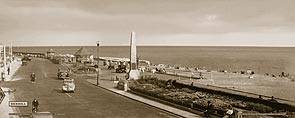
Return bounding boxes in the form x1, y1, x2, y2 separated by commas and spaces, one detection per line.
10, 42, 12, 62
0, 45, 2, 80
9, 42, 12, 75
124, 82, 128, 91
3, 44, 6, 80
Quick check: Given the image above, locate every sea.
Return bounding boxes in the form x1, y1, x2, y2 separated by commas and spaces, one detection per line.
13, 46, 295, 76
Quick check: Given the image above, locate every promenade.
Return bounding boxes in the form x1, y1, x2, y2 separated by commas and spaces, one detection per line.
4, 59, 22, 81
0, 58, 22, 118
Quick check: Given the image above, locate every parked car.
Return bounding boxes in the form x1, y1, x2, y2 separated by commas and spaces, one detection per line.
22, 60, 28, 66
57, 70, 69, 80
22, 56, 32, 61
62, 78, 75, 92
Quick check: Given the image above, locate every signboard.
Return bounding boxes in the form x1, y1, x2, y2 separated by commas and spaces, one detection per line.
9, 101, 28, 107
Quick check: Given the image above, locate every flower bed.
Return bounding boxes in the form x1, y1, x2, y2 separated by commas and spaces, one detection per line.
129, 76, 276, 116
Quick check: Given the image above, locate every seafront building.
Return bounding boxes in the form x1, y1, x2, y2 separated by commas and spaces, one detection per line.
46, 49, 55, 59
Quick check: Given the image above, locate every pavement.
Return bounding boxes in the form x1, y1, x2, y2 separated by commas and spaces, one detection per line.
0, 88, 19, 118
2, 59, 22, 81
1, 58, 181, 118
0, 58, 22, 118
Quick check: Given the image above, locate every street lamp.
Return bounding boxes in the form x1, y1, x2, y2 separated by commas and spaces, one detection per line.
96, 41, 100, 86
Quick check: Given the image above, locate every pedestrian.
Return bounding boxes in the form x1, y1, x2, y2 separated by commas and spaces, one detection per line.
32, 98, 39, 112
7, 67, 10, 75
116, 76, 119, 81
31, 73, 36, 83
1, 72, 4, 81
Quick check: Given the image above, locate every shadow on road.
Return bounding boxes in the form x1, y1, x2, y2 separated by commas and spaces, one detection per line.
52, 88, 63, 94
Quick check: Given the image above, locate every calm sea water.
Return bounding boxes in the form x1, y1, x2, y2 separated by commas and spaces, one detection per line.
13, 46, 295, 75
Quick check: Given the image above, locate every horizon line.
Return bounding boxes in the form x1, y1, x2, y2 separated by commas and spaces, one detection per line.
9, 45, 295, 48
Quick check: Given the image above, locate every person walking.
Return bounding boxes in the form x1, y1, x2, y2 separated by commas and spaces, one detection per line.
32, 98, 39, 113
31, 73, 36, 83
7, 67, 10, 75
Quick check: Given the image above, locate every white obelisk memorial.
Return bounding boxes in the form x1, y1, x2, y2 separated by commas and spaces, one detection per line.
128, 32, 140, 80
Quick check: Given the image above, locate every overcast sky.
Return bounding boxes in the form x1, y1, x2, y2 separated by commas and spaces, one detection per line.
0, 0, 295, 46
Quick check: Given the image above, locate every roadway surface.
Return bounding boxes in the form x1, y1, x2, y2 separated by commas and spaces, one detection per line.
2, 58, 180, 118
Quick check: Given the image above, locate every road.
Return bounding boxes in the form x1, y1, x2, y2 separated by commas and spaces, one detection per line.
2, 58, 180, 118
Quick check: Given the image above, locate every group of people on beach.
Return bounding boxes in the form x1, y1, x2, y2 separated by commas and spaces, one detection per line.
265, 71, 291, 79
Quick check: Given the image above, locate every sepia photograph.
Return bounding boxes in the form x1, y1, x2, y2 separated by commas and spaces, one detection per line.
0, 0, 295, 118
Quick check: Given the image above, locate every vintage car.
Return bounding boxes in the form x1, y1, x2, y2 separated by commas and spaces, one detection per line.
62, 78, 75, 92
22, 60, 28, 66
22, 56, 32, 61
57, 70, 69, 80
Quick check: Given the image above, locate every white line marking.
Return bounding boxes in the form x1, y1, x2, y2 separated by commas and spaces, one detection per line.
65, 93, 72, 98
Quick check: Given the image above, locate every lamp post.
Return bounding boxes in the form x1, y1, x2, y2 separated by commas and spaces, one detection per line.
96, 41, 100, 86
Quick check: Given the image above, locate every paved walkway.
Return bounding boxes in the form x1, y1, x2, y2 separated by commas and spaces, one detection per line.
0, 88, 19, 118
2, 59, 22, 81
86, 79, 201, 118
0, 58, 22, 118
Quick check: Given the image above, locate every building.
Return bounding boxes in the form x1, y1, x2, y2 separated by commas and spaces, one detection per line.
46, 49, 55, 59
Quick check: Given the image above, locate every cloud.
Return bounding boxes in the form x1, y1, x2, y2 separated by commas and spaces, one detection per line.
142, 32, 295, 47
0, 0, 294, 46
